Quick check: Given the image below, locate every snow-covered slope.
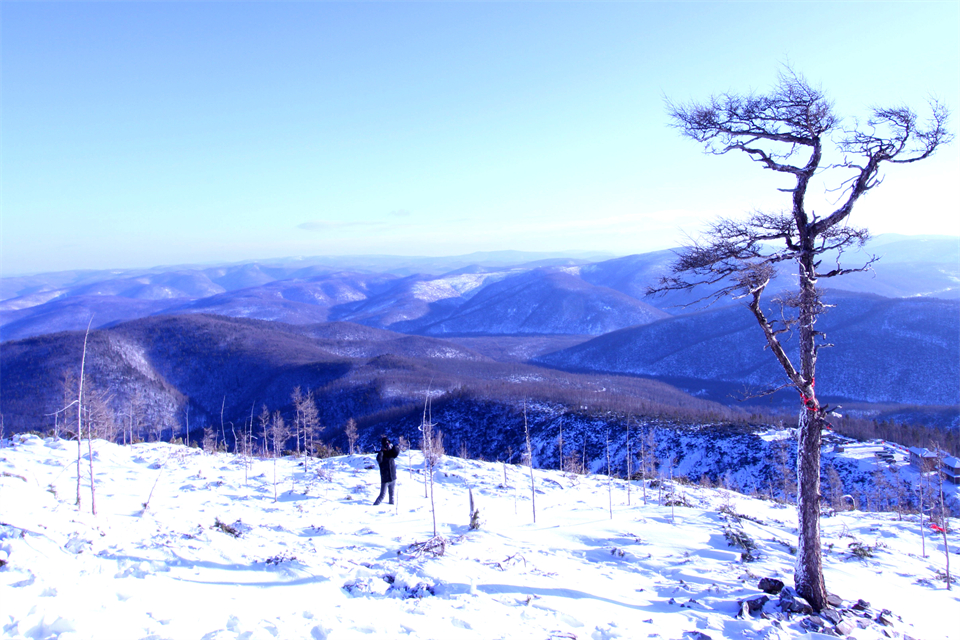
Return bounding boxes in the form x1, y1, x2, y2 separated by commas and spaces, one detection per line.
1, 436, 956, 640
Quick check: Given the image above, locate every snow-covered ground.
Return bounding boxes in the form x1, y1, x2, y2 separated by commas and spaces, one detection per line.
1, 435, 957, 640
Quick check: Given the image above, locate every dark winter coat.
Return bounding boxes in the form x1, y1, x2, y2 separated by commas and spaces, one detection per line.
376, 444, 400, 483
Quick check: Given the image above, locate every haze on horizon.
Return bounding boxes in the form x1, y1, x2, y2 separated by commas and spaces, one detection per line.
2, 2, 958, 276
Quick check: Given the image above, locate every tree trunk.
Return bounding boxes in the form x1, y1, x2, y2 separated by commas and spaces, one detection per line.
791, 246, 827, 610
795, 408, 826, 609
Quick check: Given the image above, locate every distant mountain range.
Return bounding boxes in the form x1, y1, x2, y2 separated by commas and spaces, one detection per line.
2, 235, 956, 343
1, 235, 957, 431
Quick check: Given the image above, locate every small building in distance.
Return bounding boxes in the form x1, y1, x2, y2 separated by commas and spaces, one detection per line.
908, 447, 939, 472
942, 456, 960, 485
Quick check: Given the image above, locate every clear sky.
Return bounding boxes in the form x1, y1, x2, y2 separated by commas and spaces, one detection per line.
2, 1, 958, 275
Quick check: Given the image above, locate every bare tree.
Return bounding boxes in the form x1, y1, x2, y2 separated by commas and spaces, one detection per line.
919, 455, 931, 558
625, 417, 632, 506
933, 446, 952, 590
76, 318, 93, 512
605, 429, 613, 520
291, 386, 306, 458
183, 400, 191, 448
773, 437, 797, 504
523, 402, 536, 524
344, 418, 359, 455
659, 69, 951, 610
557, 420, 564, 474
300, 390, 321, 469
257, 404, 270, 457
270, 410, 287, 502
419, 395, 444, 538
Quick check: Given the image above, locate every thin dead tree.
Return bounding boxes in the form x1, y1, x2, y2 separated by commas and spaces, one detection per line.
419, 393, 435, 500
933, 446, 952, 590
183, 400, 191, 448
345, 418, 359, 455
919, 464, 929, 558
241, 403, 253, 486
301, 390, 321, 472
421, 398, 444, 539
658, 68, 951, 610
291, 386, 304, 457
76, 317, 94, 512
605, 429, 613, 520
625, 416, 632, 506
558, 420, 564, 474
270, 410, 285, 503
523, 402, 536, 524
219, 396, 227, 453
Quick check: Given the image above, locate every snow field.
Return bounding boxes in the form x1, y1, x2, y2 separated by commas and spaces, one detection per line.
1, 435, 957, 640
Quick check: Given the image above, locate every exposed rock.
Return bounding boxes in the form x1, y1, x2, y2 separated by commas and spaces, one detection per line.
835, 620, 855, 636
778, 587, 813, 614
736, 594, 768, 618
826, 593, 843, 608
821, 607, 842, 625
804, 615, 825, 628
746, 595, 768, 612
877, 609, 896, 626
758, 577, 785, 594
852, 598, 871, 611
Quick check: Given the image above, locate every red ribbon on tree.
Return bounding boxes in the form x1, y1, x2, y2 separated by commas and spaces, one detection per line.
799, 377, 819, 411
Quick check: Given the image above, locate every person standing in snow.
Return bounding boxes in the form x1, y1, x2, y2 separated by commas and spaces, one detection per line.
373, 436, 400, 506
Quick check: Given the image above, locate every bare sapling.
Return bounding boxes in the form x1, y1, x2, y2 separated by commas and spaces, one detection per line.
558, 421, 564, 474
270, 410, 285, 503
523, 402, 536, 524
76, 317, 93, 512
419, 393, 444, 539
626, 417, 632, 506
257, 404, 270, 457
668, 457, 676, 525
581, 437, 587, 478
301, 390, 321, 475
640, 428, 648, 506
140, 454, 168, 517
419, 394, 433, 499
219, 396, 227, 453
606, 429, 613, 520
183, 401, 190, 448
244, 403, 255, 487
468, 488, 481, 530
86, 382, 98, 515
894, 466, 904, 521
919, 468, 928, 558
396, 435, 410, 513
345, 418, 358, 455
934, 446, 952, 590
291, 386, 303, 457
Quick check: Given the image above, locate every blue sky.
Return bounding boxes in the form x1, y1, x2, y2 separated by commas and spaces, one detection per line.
3, 1, 958, 274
